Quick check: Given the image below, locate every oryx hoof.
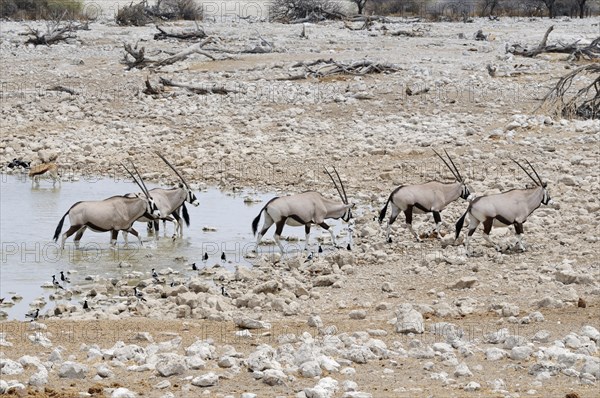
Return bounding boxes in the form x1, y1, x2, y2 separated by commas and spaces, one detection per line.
387, 237, 392, 243
494, 245, 502, 252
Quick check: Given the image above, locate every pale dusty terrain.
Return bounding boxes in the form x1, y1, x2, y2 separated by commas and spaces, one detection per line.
0, 13, 599, 398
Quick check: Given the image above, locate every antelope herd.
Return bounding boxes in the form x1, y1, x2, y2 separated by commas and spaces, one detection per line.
4, 151, 554, 256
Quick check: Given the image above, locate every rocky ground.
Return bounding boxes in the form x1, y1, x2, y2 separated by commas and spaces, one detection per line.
0, 13, 599, 398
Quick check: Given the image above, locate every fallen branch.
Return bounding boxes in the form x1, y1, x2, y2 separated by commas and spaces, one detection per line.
143, 77, 163, 95
538, 64, 600, 120
389, 29, 424, 37
154, 25, 206, 41
122, 37, 229, 70
278, 59, 401, 80
48, 86, 78, 95
570, 37, 600, 61
507, 26, 598, 60
159, 77, 241, 95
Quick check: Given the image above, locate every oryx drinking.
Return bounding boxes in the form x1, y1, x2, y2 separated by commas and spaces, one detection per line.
53, 162, 161, 249
455, 159, 554, 254
251, 167, 354, 254
378, 150, 471, 242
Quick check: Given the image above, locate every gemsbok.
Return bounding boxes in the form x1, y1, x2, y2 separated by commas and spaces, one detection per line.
379, 150, 471, 242
53, 162, 161, 249
455, 159, 554, 254
252, 167, 354, 254
144, 153, 200, 238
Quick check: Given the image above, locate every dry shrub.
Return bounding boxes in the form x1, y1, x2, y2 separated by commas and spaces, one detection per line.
1, 0, 83, 20
269, 0, 343, 23
116, 0, 202, 26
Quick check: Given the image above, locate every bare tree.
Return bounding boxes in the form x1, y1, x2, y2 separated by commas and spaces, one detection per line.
480, 0, 501, 16
540, 0, 557, 18
575, 0, 588, 18
349, 0, 369, 14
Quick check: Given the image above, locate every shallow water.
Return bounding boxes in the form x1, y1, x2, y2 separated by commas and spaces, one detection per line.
0, 174, 347, 320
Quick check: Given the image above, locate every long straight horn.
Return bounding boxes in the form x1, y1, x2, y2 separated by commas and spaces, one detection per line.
510, 158, 539, 186
129, 161, 151, 197
324, 167, 346, 204
443, 149, 464, 182
524, 159, 544, 187
156, 152, 190, 188
332, 166, 348, 204
432, 149, 459, 181
121, 162, 148, 196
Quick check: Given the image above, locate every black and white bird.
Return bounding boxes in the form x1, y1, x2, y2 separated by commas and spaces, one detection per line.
221, 252, 226, 262
151, 268, 162, 283
191, 262, 198, 271
304, 252, 314, 263
318, 245, 323, 254
221, 286, 231, 298
25, 308, 39, 321
52, 275, 65, 290
133, 287, 146, 302
8, 158, 30, 169
83, 300, 89, 310
203, 252, 209, 262
60, 271, 71, 283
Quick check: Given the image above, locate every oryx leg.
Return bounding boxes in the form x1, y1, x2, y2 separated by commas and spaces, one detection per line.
304, 224, 311, 252
274, 219, 286, 254
404, 206, 421, 242
513, 222, 525, 252
432, 211, 442, 239
61, 225, 82, 250
386, 204, 401, 243
73, 226, 87, 249
318, 222, 336, 247
464, 216, 480, 255
110, 230, 118, 247
256, 214, 274, 247
126, 227, 143, 247
147, 222, 154, 234
171, 212, 182, 238
482, 218, 500, 251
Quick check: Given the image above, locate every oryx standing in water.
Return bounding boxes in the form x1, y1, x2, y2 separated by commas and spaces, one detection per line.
141, 153, 200, 238
53, 162, 161, 249
252, 167, 354, 254
378, 150, 471, 242
455, 159, 554, 254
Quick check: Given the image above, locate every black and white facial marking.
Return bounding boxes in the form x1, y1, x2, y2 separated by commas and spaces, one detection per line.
187, 188, 199, 206
342, 207, 353, 222
460, 184, 471, 200
541, 188, 552, 205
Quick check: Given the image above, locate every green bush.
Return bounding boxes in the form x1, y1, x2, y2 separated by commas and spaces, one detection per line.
0, 0, 84, 19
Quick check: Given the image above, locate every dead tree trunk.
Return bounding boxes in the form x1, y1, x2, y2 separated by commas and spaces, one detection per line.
153, 25, 206, 41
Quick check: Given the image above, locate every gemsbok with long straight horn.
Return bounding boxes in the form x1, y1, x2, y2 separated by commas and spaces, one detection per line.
136, 153, 200, 238
378, 149, 471, 243
455, 158, 554, 255
53, 162, 161, 249
252, 167, 355, 254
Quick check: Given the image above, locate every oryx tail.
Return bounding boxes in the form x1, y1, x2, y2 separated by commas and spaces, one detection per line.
53, 202, 81, 241
378, 187, 401, 224
182, 202, 190, 227
454, 208, 469, 240
252, 197, 278, 236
